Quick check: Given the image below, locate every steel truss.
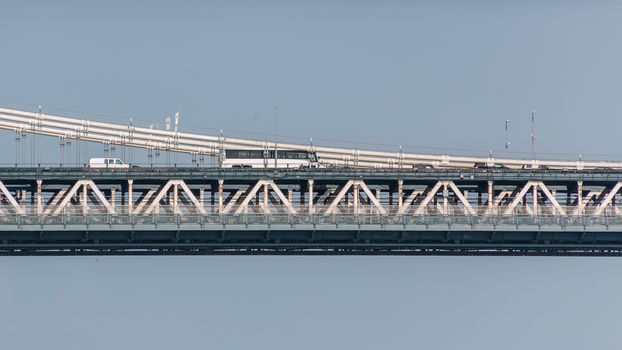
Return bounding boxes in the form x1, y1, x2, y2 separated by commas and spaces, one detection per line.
0, 168, 621, 255
0, 170, 621, 218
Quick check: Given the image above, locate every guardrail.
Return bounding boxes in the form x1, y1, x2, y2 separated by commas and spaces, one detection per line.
0, 164, 621, 173
0, 213, 620, 228
0, 204, 618, 217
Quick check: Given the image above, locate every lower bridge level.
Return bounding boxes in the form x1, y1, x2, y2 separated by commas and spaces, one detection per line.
3, 214, 622, 256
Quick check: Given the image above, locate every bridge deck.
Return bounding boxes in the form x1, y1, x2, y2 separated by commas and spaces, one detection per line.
0, 166, 621, 182
1, 167, 622, 256
1, 213, 622, 256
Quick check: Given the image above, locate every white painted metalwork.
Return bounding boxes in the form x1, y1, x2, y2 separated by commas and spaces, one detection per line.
0, 181, 25, 214
0, 175, 621, 219
0, 106, 621, 170
52, 180, 114, 215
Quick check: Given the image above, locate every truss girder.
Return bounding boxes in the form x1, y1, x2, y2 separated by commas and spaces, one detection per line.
234, 180, 296, 215
143, 180, 206, 215
4, 175, 622, 218
414, 182, 444, 215
594, 182, 622, 216
52, 180, 114, 215
500, 181, 569, 216
397, 190, 423, 215
324, 180, 386, 215
0, 181, 25, 214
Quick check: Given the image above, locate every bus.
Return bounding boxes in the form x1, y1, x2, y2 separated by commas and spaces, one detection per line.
221, 149, 318, 168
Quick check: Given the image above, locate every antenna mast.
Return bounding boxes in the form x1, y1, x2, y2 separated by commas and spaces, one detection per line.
530, 111, 536, 161
505, 119, 510, 159
273, 105, 278, 168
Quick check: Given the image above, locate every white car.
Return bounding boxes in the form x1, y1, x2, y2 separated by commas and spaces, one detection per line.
88, 158, 130, 169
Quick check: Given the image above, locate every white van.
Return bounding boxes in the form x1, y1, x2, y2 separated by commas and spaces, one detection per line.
88, 158, 130, 169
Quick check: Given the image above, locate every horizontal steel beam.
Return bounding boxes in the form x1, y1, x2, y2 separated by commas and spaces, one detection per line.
0, 167, 620, 182
4, 241, 622, 257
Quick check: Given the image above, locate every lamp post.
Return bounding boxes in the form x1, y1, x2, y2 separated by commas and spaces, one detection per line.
505, 119, 510, 159
530, 111, 536, 161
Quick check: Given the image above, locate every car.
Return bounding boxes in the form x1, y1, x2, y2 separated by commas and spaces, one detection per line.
521, 164, 549, 170
473, 162, 507, 170
413, 164, 434, 170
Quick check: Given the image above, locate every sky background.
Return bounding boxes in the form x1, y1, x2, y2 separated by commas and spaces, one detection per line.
3, 256, 622, 350
1, 0, 622, 163
2, 2, 622, 349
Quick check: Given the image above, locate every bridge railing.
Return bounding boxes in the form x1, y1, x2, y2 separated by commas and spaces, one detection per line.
2, 212, 622, 228
0, 203, 617, 217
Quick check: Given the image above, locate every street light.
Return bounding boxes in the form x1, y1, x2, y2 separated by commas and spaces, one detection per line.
530, 111, 536, 161
505, 119, 510, 159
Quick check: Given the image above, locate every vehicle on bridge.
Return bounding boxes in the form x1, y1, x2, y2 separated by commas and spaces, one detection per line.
473, 162, 508, 170
222, 149, 318, 168
88, 158, 130, 169
521, 164, 550, 170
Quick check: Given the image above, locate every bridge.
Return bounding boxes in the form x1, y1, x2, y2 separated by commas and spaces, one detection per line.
1, 106, 622, 255
1, 167, 622, 255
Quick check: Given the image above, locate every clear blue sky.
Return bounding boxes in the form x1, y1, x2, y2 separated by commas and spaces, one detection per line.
2, 2, 622, 349
1, 0, 622, 162
3, 256, 622, 350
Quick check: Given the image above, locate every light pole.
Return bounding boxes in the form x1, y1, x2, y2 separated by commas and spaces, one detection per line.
505, 119, 510, 159
273, 105, 278, 168
530, 111, 536, 161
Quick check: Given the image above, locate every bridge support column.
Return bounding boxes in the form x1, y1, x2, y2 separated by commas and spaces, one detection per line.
173, 183, 179, 214
308, 179, 314, 214
443, 182, 448, 214
218, 179, 223, 214
577, 181, 583, 216
487, 181, 493, 213
397, 180, 403, 213
532, 185, 538, 215
111, 187, 116, 211
82, 182, 88, 214
263, 182, 269, 213
128, 179, 133, 215
353, 182, 359, 215
199, 187, 204, 211
36, 179, 42, 215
